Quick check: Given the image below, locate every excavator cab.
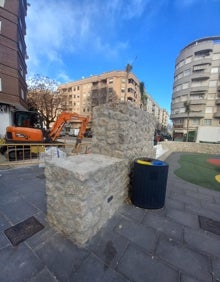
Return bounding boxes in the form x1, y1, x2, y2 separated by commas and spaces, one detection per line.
5, 111, 44, 143
14, 111, 43, 129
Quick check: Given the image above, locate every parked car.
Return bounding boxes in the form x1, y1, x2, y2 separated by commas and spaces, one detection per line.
84, 130, 93, 138
59, 130, 66, 137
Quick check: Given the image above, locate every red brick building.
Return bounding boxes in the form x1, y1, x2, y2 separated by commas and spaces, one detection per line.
0, 0, 28, 136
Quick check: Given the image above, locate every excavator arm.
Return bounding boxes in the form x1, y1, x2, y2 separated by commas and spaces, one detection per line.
49, 112, 89, 145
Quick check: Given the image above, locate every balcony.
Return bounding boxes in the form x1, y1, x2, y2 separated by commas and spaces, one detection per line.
214, 111, 220, 118
173, 124, 184, 129
191, 72, 209, 81
216, 99, 220, 105
170, 111, 205, 119
190, 99, 206, 105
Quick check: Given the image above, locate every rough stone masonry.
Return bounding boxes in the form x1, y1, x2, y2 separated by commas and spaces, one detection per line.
45, 102, 156, 245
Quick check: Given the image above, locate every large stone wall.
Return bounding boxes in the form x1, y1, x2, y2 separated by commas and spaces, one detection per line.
91, 102, 156, 161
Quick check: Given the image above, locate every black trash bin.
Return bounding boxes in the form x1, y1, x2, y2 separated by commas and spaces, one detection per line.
131, 158, 169, 209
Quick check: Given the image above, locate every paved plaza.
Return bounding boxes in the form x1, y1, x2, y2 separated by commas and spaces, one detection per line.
0, 152, 220, 282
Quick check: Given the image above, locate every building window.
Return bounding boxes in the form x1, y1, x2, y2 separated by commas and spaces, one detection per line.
182, 83, 189, 89
19, 65, 24, 77
109, 78, 114, 84
209, 80, 217, 87
0, 78, 2, 91
213, 53, 220, 60
18, 40, 23, 53
194, 49, 211, 58
0, 0, 5, 7
175, 119, 184, 124
21, 89, 25, 100
184, 69, 190, 76
191, 80, 208, 87
211, 67, 219, 73
207, 93, 215, 100
193, 63, 210, 72
192, 118, 200, 125
177, 60, 184, 69
204, 119, 212, 126
205, 107, 213, 113
185, 56, 192, 64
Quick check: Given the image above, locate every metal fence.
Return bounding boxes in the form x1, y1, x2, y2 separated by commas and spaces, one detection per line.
0, 141, 92, 167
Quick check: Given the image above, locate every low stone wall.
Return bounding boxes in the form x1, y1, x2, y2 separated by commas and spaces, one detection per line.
45, 154, 129, 245
92, 102, 156, 162
157, 141, 220, 160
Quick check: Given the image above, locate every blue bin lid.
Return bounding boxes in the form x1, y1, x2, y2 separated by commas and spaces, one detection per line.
152, 160, 165, 166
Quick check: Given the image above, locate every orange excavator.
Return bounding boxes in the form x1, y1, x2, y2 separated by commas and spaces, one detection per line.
0, 110, 89, 160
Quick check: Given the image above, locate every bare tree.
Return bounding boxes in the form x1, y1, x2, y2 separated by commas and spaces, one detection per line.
27, 75, 64, 129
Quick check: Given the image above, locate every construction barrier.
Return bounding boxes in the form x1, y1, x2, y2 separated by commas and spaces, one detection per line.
0, 141, 92, 167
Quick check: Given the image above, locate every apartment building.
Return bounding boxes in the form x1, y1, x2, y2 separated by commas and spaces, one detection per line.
144, 93, 169, 131
58, 70, 141, 128
58, 70, 169, 132
171, 36, 220, 141
0, 0, 28, 136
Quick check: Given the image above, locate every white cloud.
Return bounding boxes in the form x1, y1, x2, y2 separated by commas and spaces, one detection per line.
26, 0, 163, 80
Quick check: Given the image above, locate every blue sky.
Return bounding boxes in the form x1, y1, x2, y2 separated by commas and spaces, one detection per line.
26, 0, 220, 113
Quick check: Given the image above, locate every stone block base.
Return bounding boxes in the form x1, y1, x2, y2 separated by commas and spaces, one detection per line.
45, 154, 129, 245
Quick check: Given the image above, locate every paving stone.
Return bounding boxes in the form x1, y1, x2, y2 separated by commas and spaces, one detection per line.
201, 202, 220, 215
87, 228, 129, 269
118, 204, 146, 223
156, 237, 212, 282
114, 217, 157, 253
185, 204, 220, 222
0, 244, 44, 282
23, 189, 46, 213
142, 212, 184, 241
29, 267, 57, 282
0, 212, 10, 232
0, 196, 39, 224
170, 192, 202, 207
166, 208, 200, 229
70, 254, 129, 282
181, 273, 204, 282
212, 258, 220, 281
165, 198, 185, 211
185, 189, 215, 203
0, 231, 10, 249
116, 244, 178, 282
184, 227, 220, 258
35, 232, 89, 281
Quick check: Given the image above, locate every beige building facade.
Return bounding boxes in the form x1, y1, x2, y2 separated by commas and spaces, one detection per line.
171, 36, 220, 141
58, 70, 169, 131
58, 70, 141, 116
